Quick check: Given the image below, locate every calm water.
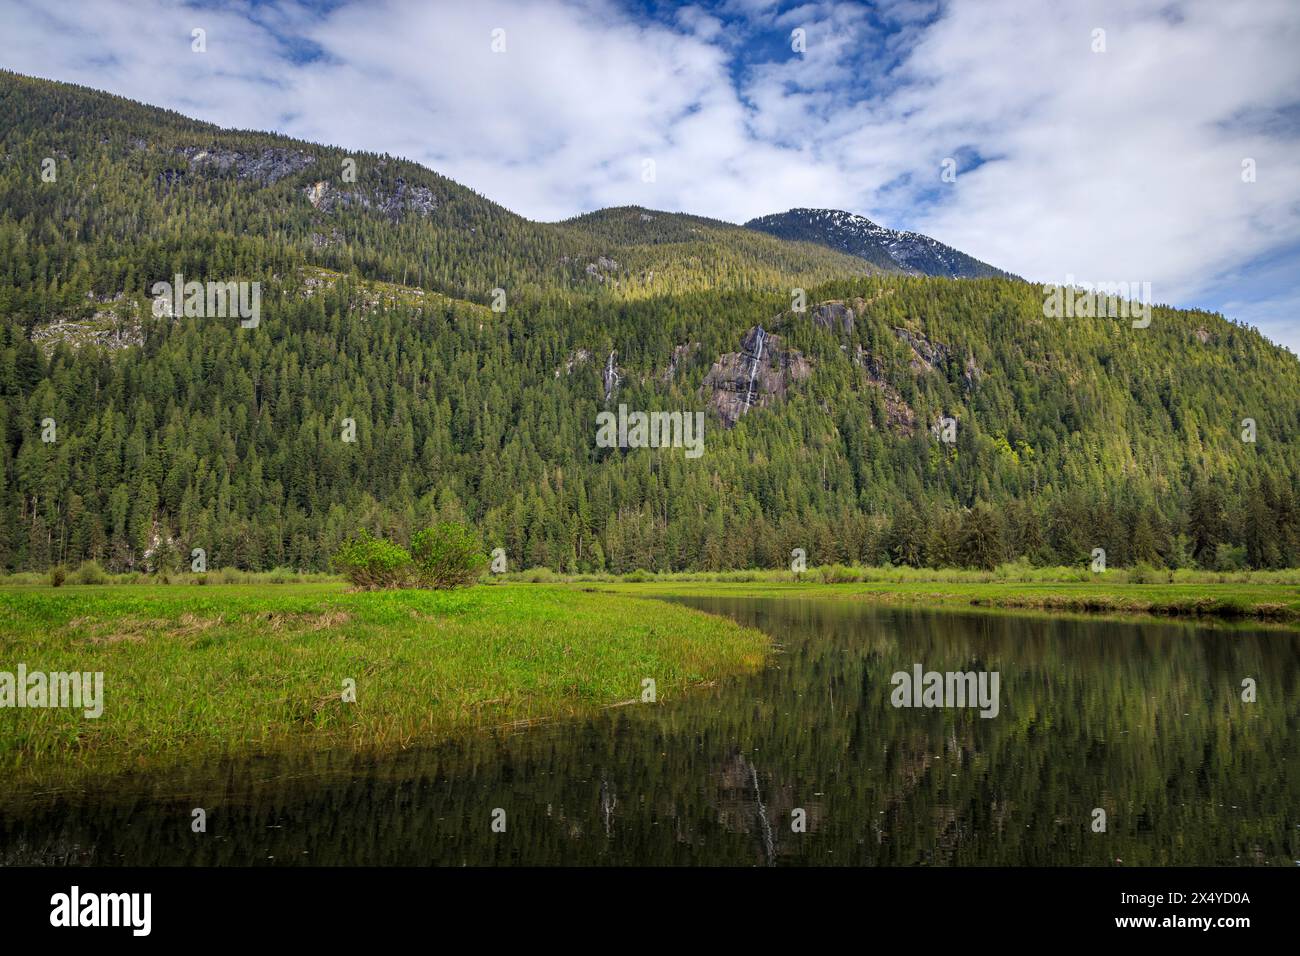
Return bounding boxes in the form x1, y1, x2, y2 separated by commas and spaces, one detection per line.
2, 597, 1297, 866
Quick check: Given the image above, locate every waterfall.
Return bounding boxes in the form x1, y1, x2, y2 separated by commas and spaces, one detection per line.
603, 350, 620, 402
744, 326, 766, 409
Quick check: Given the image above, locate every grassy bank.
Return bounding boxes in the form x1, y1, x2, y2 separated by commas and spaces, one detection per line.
579, 578, 1300, 624
0, 583, 768, 773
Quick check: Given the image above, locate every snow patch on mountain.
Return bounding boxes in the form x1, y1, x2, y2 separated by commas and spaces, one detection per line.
744, 208, 1009, 280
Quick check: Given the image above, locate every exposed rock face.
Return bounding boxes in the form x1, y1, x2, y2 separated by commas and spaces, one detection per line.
298, 268, 427, 312
379, 178, 438, 218
852, 345, 917, 435
556, 254, 621, 283
310, 228, 344, 249
702, 325, 810, 428
31, 298, 144, 355
883, 394, 918, 434
662, 342, 699, 383
556, 348, 592, 378
178, 146, 316, 183
811, 300, 855, 335
584, 256, 620, 283
892, 325, 949, 372
704, 297, 964, 435
305, 181, 329, 207
303, 177, 437, 220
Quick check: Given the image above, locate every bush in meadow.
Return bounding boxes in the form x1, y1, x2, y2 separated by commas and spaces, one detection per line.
410, 523, 485, 590
333, 531, 414, 590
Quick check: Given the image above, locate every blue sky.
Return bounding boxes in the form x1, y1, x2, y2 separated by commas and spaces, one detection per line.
3, 0, 1299, 351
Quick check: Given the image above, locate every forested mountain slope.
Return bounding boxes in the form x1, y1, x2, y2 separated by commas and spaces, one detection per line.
0, 70, 876, 319
3, 70, 1299, 574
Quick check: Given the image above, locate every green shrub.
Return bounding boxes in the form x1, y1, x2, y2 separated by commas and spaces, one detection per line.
818, 564, 860, 584
520, 566, 560, 583
1130, 562, 1171, 585
410, 523, 485, 590
333, 531, 413, 590
72, 560, 108, 585
50, 566, 66, 587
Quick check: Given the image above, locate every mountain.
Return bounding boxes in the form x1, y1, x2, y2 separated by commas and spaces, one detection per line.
550, 206, 882, 294
0, 70, 878, 316
3, 69, 1300, 575
745, 208, 1011, 279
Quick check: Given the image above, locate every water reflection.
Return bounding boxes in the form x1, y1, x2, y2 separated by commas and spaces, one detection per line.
1, 599, 1296, 865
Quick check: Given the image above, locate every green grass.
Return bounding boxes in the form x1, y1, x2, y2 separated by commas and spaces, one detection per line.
577, 578, 1300, 624
0, 583, 768, 776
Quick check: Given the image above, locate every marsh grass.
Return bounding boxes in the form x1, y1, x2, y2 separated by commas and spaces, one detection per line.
0, 583, 768, 775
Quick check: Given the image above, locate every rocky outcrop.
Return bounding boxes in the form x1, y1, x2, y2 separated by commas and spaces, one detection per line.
890, 324, 980, 390
851, 346, 916, 434
558, 255, 621, 284
556, 348, 592, 378
298, 268, 427, 312
304, 181, 329, 207
31, 297, 144, 355
309, 228, 344, 249
673, 297, 968, 433
662, 342, 699, 383
892, 325, 949, 372
585, 256, 619, 283
178, 145, 316, 183
811, 300, 855, 335
302, 177, 437, 221
702, 326, 810, 428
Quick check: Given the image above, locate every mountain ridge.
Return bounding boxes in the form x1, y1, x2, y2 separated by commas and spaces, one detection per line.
746, 207, 1012, 280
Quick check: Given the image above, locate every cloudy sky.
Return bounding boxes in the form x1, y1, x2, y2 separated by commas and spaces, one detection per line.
3, 0, 1299, 349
